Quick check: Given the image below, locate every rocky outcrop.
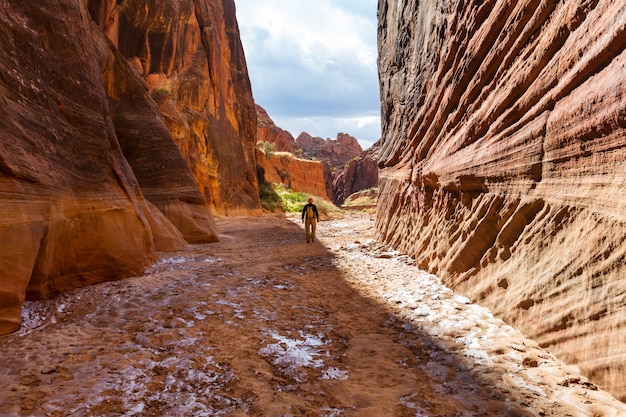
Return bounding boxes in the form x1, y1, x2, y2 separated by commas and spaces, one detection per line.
342, 188, 379, 210
256, 150, 329, 200
95, 19, 218, 245
377, 0, 626, 400
296, 132, 363, 170
0, 0, 262, 334
89, 0, 261, 216
0, 0, 149, 333
333, 142, 380, 205
254, 108, 334, 201
256, 105, 298, 154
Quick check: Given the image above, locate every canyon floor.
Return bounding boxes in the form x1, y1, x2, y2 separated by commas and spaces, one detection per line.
1, 212, 626, 417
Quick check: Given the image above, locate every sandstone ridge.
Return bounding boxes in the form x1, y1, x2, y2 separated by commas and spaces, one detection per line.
377, 0, 626, 399
89, 0, 261, 216
296, 132, 363, 170
0, 0, 254, 333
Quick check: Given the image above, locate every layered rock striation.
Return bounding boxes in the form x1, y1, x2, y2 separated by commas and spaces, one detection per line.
377, 0, 626, 399
0, 0, 256, 333
256, 105, 298, 154
89, 0, 261, 215
333, 142, 380, 205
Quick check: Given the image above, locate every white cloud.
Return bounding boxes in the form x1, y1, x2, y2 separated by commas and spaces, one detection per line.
235, 0, 380, 149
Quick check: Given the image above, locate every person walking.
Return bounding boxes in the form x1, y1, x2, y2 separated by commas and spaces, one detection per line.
301, 198, 319, 243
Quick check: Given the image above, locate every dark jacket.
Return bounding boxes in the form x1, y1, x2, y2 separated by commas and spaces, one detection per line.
301, 203, 319, 221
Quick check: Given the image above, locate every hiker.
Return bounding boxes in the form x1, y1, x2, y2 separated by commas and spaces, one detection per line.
301, 197, 319, 243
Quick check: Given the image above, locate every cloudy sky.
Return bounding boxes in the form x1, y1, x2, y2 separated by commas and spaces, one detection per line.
235, 0, 381, 150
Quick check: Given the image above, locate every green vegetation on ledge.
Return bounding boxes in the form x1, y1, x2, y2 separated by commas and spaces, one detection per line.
260, 183, 340, 217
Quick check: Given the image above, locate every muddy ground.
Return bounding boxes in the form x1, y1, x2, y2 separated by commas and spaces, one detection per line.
1, 212, 625, 416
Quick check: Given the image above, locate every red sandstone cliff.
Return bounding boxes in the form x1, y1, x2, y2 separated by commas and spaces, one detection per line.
254, 107, 333, 201
256, 150, 330, 201
377, 0, 626, 399
256, 105, 298, 154
296, 132, 363, 170
333, 142, 380, 205
0, 0, 254, 334
89, 0, 261, 216
295, 132, 365, 203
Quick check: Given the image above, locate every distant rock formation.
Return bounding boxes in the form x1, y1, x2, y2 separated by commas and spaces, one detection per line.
89, 0, 261, 216
333, 142, 380, 205
254, 106, 376, 205
256, 150, 329, 200
256, 105, 298, 154
296, 132, 363, 170
342, 188, 379, 209
254, 108, 333, 201
0, 0, 256, 334
294, 131, 366, 203
377, 0, 626, 400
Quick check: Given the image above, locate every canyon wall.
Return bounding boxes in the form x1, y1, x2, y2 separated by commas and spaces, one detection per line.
256, 105, 299, 154
0, 0, 254, 333
333, 142, 380, 205
255, 106, 335, 201
296, 132, 363, 170
256, 151, 330, 201
88, 0, 261, 215
377, 0, 626, 399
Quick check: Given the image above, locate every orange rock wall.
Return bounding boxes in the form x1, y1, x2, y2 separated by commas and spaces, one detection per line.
88, 0, 261, 216
377, 0, 626, 399
0, 0, 156, 333
256, 104, 298, 154
256, 151, 330, 200
0, 0, 241, 334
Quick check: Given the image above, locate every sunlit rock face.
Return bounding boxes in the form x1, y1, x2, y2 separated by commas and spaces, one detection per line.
0, 1, 155, 334
377, 0, 626, 399
88, 0, 261, 215
296, 132, 364, 202
256, 105, 298, 154
296, 132, 364, 170
95, 19, 219, 246
255, 107, 335, 201
0, 0, 227, 334
333, 142, 380, 205
256, 151, 330, 200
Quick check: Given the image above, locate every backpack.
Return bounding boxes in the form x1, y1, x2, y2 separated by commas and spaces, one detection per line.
306, 205, 315, 219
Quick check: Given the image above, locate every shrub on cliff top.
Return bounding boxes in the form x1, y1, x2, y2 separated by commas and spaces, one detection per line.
256, 141, 276, 158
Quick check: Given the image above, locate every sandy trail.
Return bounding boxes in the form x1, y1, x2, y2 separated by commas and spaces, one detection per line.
0, 212, 625, 416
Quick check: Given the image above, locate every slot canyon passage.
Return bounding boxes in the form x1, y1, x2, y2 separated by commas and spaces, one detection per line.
1, 213, 626, 416
2, 0, 626, 415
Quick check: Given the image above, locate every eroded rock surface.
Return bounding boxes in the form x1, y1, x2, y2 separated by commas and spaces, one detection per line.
256, 104, 298, 154
0, 0, 252, 333
89, 0, 261, 215
0, 0, 156, 333
377, 0, 626, 399
256, 150, 330, 200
